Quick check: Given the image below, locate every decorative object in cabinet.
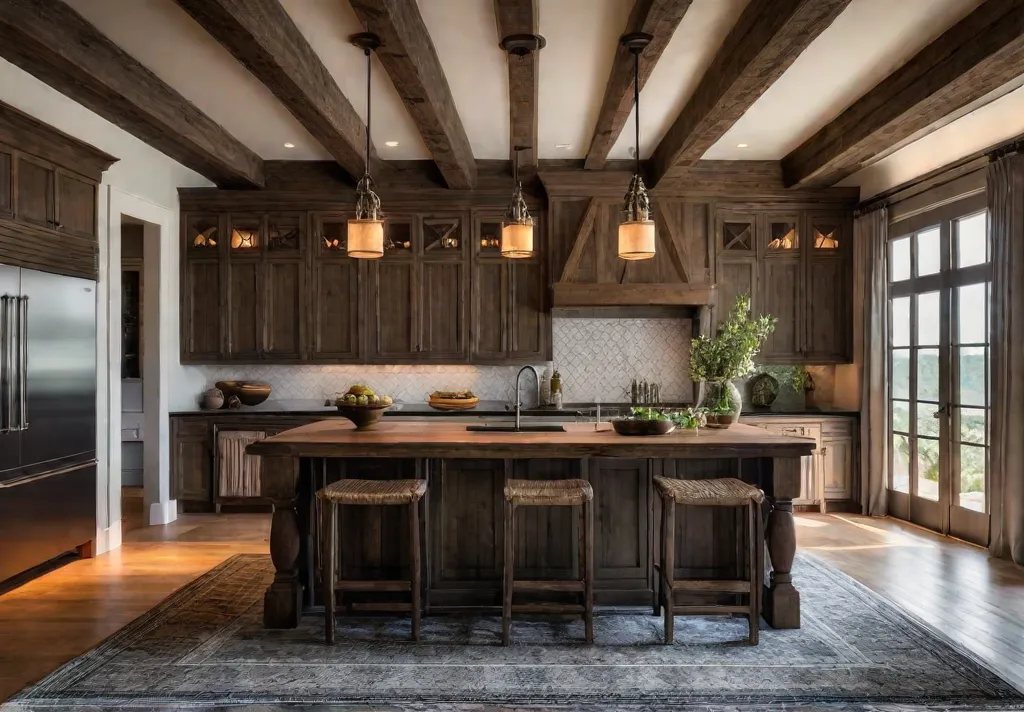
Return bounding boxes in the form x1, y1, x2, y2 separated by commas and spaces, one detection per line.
267, 214, 301, 251
424, 216, 462, 252
229, 215, 260, 251
766, 219, 798, 252
500, 145, 534, 258
386, 220, 413, 252
347, 32, 386, 260
812, 220, 840, 249
617, 32, 655, 261
186, 214, 219, 249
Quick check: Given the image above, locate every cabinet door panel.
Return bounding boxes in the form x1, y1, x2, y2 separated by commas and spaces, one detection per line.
806, 257, 848, 362
312, 259, 360, 360
716, 258, 757, 329
512, 459, 577, 580
431, 459, 504, 588
420, 261, 466, 360
760, 258, 802, 360
509, 260, 547, 360
56, 171, 96, 239
472, 260, 506, 361
823, 437, 853, 500
16, 155, 54, 229
264, 259, 304, 359
0, 149, 12, 219
174, 437, 211, 502
227, 260, 261, 358
182, 259, 222, 360
591, 458, 650, 595
370, 261, 417, 358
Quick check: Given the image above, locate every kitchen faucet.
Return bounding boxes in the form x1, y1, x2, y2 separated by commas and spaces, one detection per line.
515, 365, 541, 431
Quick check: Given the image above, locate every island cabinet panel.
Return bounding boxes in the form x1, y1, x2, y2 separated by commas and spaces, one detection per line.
428, 459, 507, 606
589, 458, 651, 602
511, 459, 580, 581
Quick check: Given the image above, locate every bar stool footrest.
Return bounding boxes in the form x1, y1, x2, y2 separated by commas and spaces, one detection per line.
513, 580, 585, 593
669, 605, 750, 616
512, 603, 587, 614
336, 579, 412, 592
346, 601, 415, 613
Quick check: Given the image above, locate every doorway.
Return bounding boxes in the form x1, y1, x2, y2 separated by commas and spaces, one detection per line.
886, 194, 991, 545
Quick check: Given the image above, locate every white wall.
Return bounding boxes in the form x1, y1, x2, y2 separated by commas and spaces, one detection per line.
0, 58, 213, 552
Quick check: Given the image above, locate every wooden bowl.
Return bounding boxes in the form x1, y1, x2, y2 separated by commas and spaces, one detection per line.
216, 380, 272, 406
611, 419, 677, 436
335, 404, 391, 429
428, 394, 480, 411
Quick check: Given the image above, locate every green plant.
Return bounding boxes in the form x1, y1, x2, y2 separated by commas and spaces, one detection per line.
784, 366, 810, 393
669, 407, 707, 429
690, 295, 776, 383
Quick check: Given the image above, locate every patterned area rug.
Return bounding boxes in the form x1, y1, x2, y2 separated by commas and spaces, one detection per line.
5, 554, 1023, 712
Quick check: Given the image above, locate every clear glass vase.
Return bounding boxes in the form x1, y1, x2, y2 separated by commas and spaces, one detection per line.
698, 380, 743, 424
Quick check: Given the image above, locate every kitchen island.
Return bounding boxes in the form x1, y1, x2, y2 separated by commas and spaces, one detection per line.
247, 420, 815, 632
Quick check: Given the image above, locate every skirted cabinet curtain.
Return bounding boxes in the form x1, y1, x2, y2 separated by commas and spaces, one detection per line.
855, 207, 889, 516
987, 154, 1024, 566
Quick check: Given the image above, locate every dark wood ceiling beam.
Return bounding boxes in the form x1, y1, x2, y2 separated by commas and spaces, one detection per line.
647, 0, 851, 188
174, 0, 373, 182
584, 0, 694, 171
0, 0, 264, 188
348, 0, 477, 189
783, 0, 1024, 188
494, 0, 540, 168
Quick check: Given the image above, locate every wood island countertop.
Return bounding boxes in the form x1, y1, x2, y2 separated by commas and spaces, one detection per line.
247, 420, 816, 459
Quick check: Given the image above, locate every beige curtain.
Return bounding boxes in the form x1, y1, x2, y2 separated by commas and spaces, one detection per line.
987, 155, 1024, 565
855, 206, 889, 516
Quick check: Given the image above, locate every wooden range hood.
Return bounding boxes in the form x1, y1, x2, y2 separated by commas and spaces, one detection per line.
541, 171, 716, 310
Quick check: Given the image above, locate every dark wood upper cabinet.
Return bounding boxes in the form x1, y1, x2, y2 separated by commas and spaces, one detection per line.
56, 170, 96, 239
472, 259, 507, 361
263, 258, 304, 360
310, 213, 361, 362
182, 258, 223, 360
369, 259, 418, 360
508, 259, 547, 360
715, 206, 852, 364
16, 154, 55, 230
0, 148, 12, 219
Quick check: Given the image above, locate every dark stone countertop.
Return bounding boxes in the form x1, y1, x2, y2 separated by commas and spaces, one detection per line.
170, 399, 859, 419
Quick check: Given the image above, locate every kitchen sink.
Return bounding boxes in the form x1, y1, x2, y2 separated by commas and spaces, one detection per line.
465, 424, 566, 433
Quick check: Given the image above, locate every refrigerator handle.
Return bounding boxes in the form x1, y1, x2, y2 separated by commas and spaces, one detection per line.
0, 295, 12, 434
18, 295, 28, 431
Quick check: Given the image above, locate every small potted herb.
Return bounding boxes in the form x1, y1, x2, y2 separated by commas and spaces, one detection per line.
669, 407, 707, 436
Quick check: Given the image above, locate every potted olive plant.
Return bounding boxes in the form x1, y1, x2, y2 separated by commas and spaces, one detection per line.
690, 295, 776, 428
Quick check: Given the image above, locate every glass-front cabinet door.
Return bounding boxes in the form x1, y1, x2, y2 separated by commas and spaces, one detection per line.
886, 197, 991, 545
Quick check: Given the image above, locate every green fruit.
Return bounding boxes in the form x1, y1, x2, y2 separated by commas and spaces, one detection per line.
369, 394, 380, 405
344, 393, 357, 405
348, 384, 375, 396
380, 395, 393, 406
356, 394, 369, 406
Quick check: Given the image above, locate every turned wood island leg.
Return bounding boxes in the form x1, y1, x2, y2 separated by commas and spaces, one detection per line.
262, 455, 303, 629
764, 456, 801, 629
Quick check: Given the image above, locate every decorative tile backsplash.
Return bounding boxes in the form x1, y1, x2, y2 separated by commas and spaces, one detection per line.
182, 318, 693, 407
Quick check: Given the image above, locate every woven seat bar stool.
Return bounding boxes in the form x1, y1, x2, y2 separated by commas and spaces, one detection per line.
317, 478, 427, 644
653, 476, 764, 645
502, 478, 595, 646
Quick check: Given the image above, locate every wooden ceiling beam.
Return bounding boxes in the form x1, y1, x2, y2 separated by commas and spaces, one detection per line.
348, 0, 477, 189
584, 0, 694, 171
647, 0, 851, 188
494, 0, 540, 168
0, 0, 264, 188
783, 0, 1024, 188
174, 0, 373, 182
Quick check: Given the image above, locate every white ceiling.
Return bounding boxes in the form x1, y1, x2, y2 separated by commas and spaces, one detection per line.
57, 0, 1019, 193
703, 0, 985, 160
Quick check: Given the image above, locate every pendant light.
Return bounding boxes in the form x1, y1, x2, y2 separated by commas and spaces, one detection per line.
618, 32, 655, 261
501, 145, 534, 258
347, 32, 385, 259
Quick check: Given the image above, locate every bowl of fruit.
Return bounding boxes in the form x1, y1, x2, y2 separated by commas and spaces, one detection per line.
333, 385, 394, 429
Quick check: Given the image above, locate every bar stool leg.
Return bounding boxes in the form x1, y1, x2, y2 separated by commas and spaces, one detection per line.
747, 500, 759, 645
409, 499, 421, 643
583, 498, 594, 644
663, 498, 675, 644
322, 499, 336, 645
502, 499, 514, 646
653, 495, 665, 617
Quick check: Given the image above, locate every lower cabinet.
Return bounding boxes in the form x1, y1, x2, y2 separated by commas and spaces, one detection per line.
744, 415, 857, 509
171, 418, 213, 505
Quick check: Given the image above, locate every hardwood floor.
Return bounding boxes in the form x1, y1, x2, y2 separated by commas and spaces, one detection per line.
0, 507, 1021, 702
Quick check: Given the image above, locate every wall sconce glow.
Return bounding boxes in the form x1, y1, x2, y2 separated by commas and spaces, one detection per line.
283, 142, 295, 148
736, 143, 749, 148
384, 141, 399, 147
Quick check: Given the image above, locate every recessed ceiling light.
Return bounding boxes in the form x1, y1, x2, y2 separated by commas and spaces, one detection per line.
736, 143, 749, 148
384, 141, 399, 147
283, 142, 295, 148
555, 143, 572, 149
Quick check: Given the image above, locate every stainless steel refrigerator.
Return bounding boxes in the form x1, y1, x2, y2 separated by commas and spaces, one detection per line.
0, 263, 97, 584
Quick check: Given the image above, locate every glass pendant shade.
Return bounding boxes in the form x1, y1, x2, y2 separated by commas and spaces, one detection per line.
501, 220, 534, 258
347, 218, 384, 259
618, 219, 656, 260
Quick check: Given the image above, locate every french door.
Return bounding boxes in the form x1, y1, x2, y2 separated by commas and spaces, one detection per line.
887, 196, 991, 545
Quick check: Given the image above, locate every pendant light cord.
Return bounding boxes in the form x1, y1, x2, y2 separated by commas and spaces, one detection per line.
633, 48, 640, 175
364, 47, 371, 175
